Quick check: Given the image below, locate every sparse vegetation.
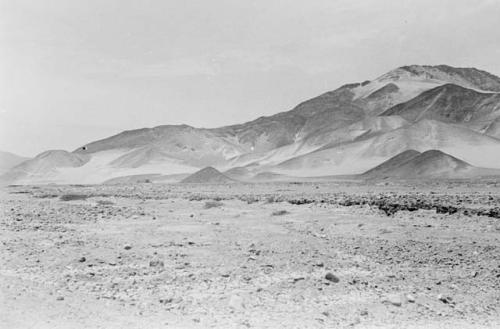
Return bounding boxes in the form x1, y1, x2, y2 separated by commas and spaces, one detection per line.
96, 199, 115, 206
60, 194, 88, 201
189, 194, 205, 201
240, 195, 259, 204
271, 209, 290, 216
204, 200, 224, 209
265, 195, 282, 203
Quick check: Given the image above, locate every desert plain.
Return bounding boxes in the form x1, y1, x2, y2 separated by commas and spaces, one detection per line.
1, 180, 499, 329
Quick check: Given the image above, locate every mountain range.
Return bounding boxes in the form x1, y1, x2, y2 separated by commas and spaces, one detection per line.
3, 64, 500, 185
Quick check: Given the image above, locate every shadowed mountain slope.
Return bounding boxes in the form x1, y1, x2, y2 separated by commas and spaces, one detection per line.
380, 84, 500, 131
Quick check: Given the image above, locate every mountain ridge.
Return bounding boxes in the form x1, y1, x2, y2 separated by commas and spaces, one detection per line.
5, 64, 500, 185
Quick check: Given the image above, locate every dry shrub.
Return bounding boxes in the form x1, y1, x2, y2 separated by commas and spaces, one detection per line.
239, 195, 259, 204
204, 200, 224, 209
96, 199, 115, 206
189, 194, 204, 201
60, 194, 88, 201
265, 195, 285, 203
271, 210, 290, 216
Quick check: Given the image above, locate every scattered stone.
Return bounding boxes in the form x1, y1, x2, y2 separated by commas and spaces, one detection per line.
149, 260, 165, 268
124, 245, 132, 250
56, 296, 64, 301
78, 256, 86, 262
437, 294, 453, 304
325, 272, 340, 283
383, 294, 402, 307
406, 294, 416, 303
159, 297, 173, 304
228, 294, 245, 311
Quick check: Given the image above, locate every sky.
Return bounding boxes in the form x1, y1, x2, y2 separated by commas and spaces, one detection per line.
1, 0, 499, 156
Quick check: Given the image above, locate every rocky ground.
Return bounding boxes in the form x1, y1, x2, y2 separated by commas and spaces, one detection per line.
1, 181, 499, 328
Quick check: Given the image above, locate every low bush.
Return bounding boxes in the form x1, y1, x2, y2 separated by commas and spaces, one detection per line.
271, 209, 290, 216
96, 199, 115, 205
204, 200, 224, 209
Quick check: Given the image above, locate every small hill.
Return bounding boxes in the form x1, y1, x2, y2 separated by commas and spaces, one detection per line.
0, 151, 29, 175
362, 150, 474, 179
362, 150, 421, 177
181, 167, 235, 184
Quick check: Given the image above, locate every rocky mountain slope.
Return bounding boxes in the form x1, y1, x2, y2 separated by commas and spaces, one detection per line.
381, 84, 500, 133
4, 64, 500, 184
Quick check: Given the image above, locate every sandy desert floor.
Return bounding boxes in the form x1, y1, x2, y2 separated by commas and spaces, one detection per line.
1, 181, 499, 328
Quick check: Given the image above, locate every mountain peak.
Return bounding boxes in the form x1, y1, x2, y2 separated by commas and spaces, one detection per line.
389, 65, 500, 92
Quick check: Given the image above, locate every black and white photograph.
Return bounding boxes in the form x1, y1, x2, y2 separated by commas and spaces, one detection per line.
1, 0, 499, 328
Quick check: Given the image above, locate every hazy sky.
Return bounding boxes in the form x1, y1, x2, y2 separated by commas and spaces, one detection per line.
1, 0, 499, 156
